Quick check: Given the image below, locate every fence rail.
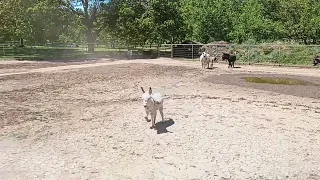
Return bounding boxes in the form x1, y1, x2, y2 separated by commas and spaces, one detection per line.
169, 43, 320, 67
0, 42, 319, 67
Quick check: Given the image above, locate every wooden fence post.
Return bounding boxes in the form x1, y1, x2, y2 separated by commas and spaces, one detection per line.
192, 44, 194, 59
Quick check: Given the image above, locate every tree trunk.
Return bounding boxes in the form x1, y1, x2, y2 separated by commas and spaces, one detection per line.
88, 43, 94, 53
86, 30, 96, 53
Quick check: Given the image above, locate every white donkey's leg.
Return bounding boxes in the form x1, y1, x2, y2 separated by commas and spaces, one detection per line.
145, 110, 149, 121
159, 106, 165, 122
201, 57, 205, 69
150, 110, 157, 129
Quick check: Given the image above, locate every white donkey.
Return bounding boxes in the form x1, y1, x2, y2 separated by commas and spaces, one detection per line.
200, 52, 215, 69
141, 87, 164, 129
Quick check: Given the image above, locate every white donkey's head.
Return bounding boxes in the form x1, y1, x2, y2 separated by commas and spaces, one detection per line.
201, 51, 210, 57
141, 87, 153, 108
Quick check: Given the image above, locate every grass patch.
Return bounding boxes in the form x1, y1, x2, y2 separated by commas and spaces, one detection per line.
226, 44, 320, 66
243, 76, 310, 85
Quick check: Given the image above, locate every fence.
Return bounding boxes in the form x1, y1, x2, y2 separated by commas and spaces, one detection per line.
0, 42, 136, 61
0, 42, 319, 67
168, 43, 320, 67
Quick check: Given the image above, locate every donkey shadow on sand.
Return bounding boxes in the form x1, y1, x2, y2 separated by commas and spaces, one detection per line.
145, 117, 175, 134
154, 118, 175, 134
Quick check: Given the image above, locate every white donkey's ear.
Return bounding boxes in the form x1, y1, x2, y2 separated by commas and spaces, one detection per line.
148, 87, 152, 94
141, 87, 145, 93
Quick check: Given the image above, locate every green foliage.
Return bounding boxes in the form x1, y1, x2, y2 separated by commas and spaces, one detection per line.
222, 43, 319, 65
148, 0, 186, 44
0, 0, 28, 41
198, 0, 236, 43
2, 0, 320, 51
231, 0, 268, 43
180, 0, 320, 44
100, 0, 186, 47
0, 0, 84, 43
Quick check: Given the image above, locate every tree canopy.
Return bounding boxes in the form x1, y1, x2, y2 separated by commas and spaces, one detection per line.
1, 0, 320, 51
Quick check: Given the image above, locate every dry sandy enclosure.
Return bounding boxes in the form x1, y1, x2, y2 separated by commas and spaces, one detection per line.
0, 58, 320, 180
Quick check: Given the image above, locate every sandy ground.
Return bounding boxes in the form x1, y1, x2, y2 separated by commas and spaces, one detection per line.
0, 58, 320, 180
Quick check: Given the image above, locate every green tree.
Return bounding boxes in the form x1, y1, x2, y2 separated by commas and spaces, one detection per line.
148, 0, 186, 44
27, 0, 83, 43
180, 0, 238, 43
99, 0, 150, 47
0, 0, 84, 44
0, 0, 30, 42
275, 0, 320, 43
116, 1, 148, 47
64, 0, 108, 52
230, 0, 268, 43
100, 0, 186, 47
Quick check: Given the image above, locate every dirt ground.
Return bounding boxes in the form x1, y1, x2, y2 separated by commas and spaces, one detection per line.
0, 58, 320, 180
